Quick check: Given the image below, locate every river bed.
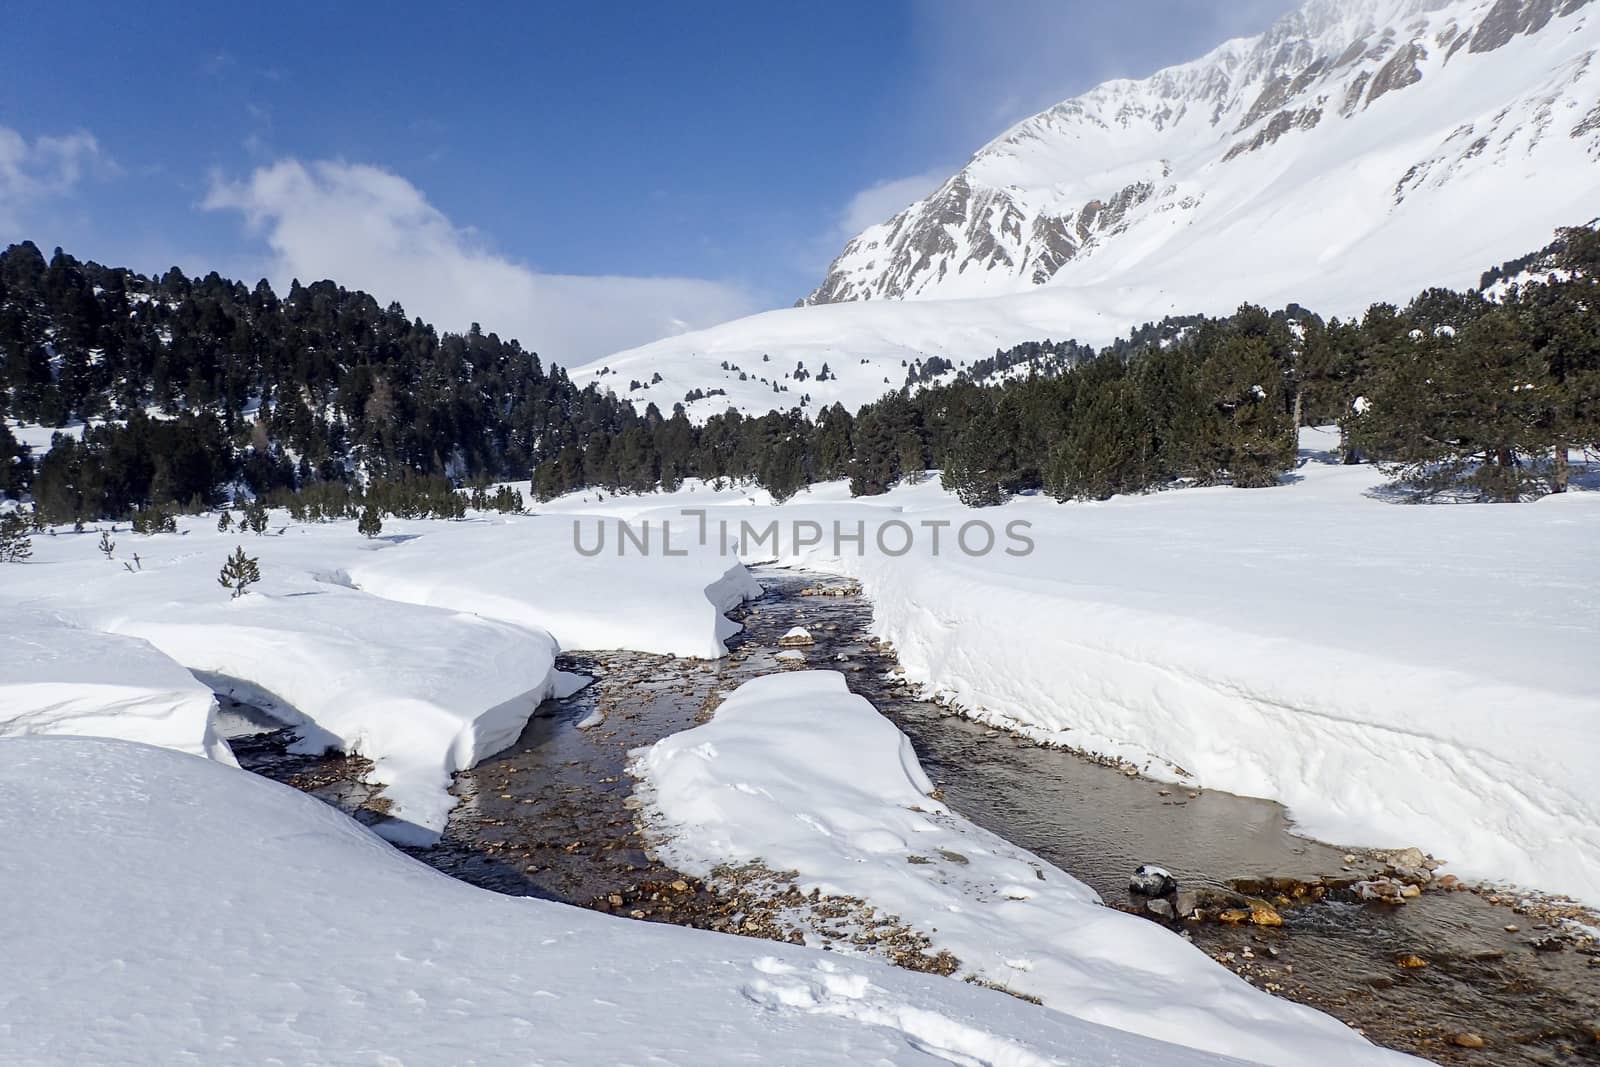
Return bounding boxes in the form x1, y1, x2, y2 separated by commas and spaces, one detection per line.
226, 567, 1600, 1065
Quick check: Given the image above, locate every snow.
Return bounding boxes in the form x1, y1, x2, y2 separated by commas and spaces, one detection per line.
1131, 865, 1178, 896
346, 518, 760, 658
0, 608, 234, 764
574, 0, 1600, 419
636, 670, 1414, 1066
5, 436, 1589, 1057
572, 290, 1141, 420
1, 509, 757, 842
0, 734, 1280, 1067
4, 418, 87, 454
117, 590, 556, 844
551, 669, 593, 698
545, 432, 1600, 906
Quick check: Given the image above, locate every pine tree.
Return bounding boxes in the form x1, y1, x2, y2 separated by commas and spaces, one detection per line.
1526, 230, 1600, 492
242, 498, 269, 534
131, 504, 177, 535
218, 545, 260, 598
942, 411, 1014, 507
1129, 342, 1204, 482
1045, 379, 1154, 500
1353, 306, 1551, 501
0, 511, 32, 562
98, 528, 115, 559
809, 403, 854, 481
217, 509, 233, 532
0, 421, 30, 499
896, 433, 927, 485
757, 436, 809, 504
1196, 334, 1296, 488
358, 505, 384, 538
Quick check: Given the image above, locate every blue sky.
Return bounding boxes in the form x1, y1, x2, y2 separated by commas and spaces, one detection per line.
2, 0, 1294, 363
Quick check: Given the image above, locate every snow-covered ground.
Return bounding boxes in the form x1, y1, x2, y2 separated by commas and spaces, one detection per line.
3, 430, 1590, 1060
1, 735, 1286, 1067
0, 608, 234, 764
544, 430, 1600, 905
637, 670, 1413, 1066
4, 417, 87, 454
346, 522, 758, 658
0, 510, 756, 841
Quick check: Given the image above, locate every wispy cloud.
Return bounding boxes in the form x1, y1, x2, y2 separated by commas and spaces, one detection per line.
837, 170, 951, 237
201, 51, 236, 78
0, 126, 109, 234
203, 159, 758, 365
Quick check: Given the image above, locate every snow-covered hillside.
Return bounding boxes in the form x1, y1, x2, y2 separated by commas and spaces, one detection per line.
574, 289, 1145, 420
576, 0, 1600, 419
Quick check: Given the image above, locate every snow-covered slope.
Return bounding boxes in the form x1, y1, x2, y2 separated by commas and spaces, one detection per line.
577, 0, 1600, 419
2, 735, 1280, 1067
575, 289, 1143, 420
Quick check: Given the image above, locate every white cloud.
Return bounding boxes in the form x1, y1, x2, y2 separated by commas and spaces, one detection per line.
838, 170, 951, 236
203, 159, 757, 366
792, 168, 951, 289
0, 127, 105, 232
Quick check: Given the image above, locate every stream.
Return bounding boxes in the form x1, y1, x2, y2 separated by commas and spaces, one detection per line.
225, 567, 1600, 1065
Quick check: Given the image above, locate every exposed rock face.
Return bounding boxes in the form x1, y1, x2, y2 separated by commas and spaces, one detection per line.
1366, 39, 1427, 104
803, 0, 1600, 306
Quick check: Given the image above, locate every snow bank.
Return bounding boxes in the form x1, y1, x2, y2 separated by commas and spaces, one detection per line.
0, 609, 233, 764
0, 735, 1263, 1066
105, 588, 557, 843
637, 671, 1415, 1066
4, 521, 554, 843
347, 515, 760, 657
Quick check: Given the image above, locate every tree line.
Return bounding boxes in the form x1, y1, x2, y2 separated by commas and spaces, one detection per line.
533, 225, 1599, 507
2, 225, 1596, 523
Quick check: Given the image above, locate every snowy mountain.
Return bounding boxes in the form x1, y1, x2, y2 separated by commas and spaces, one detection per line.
806, 0, 1600, 305
576, 0, 1600, 420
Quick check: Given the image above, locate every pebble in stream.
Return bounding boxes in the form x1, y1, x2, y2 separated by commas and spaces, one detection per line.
228, 568, 1600, 1066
